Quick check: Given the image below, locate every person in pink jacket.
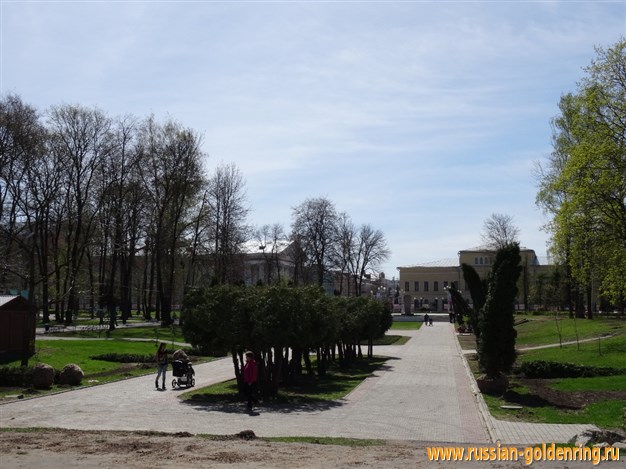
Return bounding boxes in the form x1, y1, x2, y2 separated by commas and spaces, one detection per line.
242, 351, 258, 410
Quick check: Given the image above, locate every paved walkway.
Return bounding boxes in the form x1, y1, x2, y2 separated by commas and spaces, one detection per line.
1, 323, 597, 445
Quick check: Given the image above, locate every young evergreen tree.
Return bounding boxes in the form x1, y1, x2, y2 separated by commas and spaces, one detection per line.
477, 243, 522, 378
461, 263, 487, 337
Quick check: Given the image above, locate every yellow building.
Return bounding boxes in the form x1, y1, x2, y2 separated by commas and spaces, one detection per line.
397, 246, 548, 313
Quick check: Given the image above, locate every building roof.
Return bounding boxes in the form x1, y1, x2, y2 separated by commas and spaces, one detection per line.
460, 245, 534, 253
0, 296, 18, 308
0, 295, 25, 308
398, 258, 459, 269
242, 240, 292, 255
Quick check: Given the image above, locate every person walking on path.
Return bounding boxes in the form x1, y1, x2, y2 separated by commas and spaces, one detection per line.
155, 343, 168, 390
242, 351, 258, 410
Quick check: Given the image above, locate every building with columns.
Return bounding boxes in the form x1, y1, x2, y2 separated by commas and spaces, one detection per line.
397, 246, 550, 314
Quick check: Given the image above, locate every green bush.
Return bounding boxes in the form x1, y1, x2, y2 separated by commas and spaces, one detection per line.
519, 360, 626, 379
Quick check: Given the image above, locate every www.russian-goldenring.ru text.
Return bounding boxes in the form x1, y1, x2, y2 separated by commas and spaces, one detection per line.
426, 442, 621, 465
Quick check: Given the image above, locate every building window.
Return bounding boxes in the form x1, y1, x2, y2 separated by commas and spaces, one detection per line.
480, 257, 484, 265
414, 281, 419, 292
404, 281, 409, 291
434, 281, 439, 292
451, 281, 457, 289
424, 281, 429, 292
443, 281, 449, 290
475, 257, 479, 265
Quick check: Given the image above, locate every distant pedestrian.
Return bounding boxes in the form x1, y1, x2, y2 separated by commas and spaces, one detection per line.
423, 313, 430, 326
242, 351, 258, 410
155, 343, 168, 390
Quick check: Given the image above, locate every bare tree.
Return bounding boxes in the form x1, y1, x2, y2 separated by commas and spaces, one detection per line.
331, 212, 355, 295
138, 117, 206, 325
481, 213, 520, 250
94, 115, 144, 328
253, 223, 286, 284
0, 95, 46, 301
183, 188, 212, 292
205, 163, 249, 284
350, 224, 390, 296
291, 197, 338, 287
47, 104, 114, 324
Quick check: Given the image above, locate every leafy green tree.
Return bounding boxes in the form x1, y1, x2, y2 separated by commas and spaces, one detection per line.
536, 38, 626, 313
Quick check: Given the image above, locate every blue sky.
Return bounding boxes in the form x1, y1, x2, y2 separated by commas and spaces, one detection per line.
2, 1, 625, 278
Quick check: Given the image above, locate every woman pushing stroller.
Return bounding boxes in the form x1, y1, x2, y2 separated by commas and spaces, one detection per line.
155, 343, 168, 390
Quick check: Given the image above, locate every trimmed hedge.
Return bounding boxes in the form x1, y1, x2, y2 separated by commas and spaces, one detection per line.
0, 366, 35, 386
0, 365, 62, 386
519, 360, 626, 379
90, 353, 155, 363
90, 348, 200, 363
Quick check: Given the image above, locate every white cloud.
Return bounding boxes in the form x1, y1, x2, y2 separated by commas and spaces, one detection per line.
2, 0, 624, 276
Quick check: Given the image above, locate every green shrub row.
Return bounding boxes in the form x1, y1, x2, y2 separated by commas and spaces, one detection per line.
519, 360, 626, 379
0, 366, 64, 386
90, 353, 155, 363
0, 366, 35, 386
182, 284, 392, 397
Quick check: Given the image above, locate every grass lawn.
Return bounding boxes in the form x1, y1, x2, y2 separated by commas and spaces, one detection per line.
362, 335, 410, 346
514, 314, 626, 347
516, 334, 626, 369
24, 339, 160, 372
476, 333, 626, 430
457, 313, 626, 431
483, 391, 626, 430
550, 374, 626, 392
389, 322, 422, 330
182, 356, 388, 405
0, 339, 211, 401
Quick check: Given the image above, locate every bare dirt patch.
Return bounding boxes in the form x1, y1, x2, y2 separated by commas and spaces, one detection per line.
2, 428, 624, 468
1, 428, 427, 468
510, 379, 626, 410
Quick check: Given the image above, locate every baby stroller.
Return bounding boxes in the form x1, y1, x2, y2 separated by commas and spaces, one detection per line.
171, 360, 195, 389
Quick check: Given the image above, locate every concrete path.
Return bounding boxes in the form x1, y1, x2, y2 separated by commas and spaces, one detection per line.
1, 323, 597, 445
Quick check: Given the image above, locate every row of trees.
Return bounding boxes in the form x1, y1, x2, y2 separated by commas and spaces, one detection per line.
181, 284, 393, 397
290, 197, 390, 295
0, 96, 246, 327
1, 96, 390, 329
536, 38, 626, 316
